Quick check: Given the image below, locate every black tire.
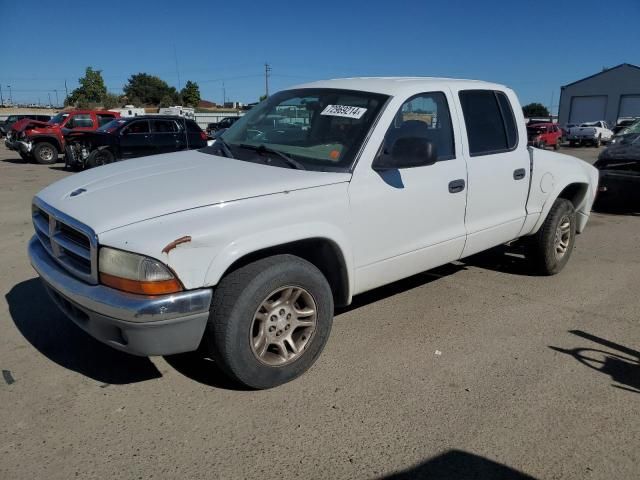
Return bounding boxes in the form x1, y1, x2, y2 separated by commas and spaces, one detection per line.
539, 141, 547, 150
594, 135, 601, 148
204, 254, 334, 389
33, 142, 58, 164
86, 149, 115, 168
527, 198, 577, 275
553, 140, 559, 150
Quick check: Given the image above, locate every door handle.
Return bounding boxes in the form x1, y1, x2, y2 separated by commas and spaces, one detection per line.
448, 179, 465, 193
513, 168, 526, 180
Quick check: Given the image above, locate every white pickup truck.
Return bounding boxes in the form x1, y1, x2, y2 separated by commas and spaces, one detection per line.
28, 78, 598, 388
567, 121, 614, 147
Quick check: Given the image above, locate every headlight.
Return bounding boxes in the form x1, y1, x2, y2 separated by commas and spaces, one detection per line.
99, 247, 182, 295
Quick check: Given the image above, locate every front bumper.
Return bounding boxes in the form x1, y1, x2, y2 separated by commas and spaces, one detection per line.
4, 137, 32, 153
28, 236, 212, 356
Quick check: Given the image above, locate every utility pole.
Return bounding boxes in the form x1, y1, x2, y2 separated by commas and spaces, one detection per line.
54, 89, 59, 107
0, 85, 3, 106
173, 44, 182, 92
549, 91, 555, 118
264, 62, 271, 98
222, 81, 226, 106
48, 93, 52, 107
64, 79, 68, 104
7, 85, 12, 105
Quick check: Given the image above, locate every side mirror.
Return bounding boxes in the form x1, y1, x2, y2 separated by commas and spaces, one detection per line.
373, 136, 438, 171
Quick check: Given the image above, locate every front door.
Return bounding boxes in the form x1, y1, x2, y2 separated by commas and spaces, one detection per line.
119, 120, 152, 158
348, 90, 468, 294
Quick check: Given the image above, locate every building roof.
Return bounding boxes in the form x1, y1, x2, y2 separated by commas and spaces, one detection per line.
291, 77, 509, 96
562, 63, 640, 88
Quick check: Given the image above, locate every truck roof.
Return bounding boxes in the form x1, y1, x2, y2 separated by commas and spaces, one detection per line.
291, 77, 510, 96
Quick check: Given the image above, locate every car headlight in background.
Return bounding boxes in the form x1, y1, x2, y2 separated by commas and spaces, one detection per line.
99, 247, 183, 295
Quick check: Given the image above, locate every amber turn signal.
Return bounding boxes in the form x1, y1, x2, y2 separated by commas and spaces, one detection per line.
100, 272, 183, 295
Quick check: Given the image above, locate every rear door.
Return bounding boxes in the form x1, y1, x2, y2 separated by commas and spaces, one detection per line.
118, 120, 152, 158
457, 89, 530, 258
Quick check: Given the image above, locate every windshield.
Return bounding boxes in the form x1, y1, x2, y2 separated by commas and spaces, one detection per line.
49, 113, 70, 125
527, 126, 547, 135
97, 118, 128, 133
619, 120, 640, 136
203, 88, 389, 171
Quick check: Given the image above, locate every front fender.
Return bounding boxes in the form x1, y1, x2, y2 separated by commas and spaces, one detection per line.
98, 183, 353, 294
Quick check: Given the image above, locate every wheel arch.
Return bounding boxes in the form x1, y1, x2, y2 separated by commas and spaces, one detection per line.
532, 181, 592, 235
32, 135, 62, 152
205, 234, 353, 308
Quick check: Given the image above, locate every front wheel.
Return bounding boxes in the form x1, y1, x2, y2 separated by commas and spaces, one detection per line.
594, 135, 602, 148
86, 149, 115, 168
204, 254, 334, 389
527, 198, 576, 275
33, 142, 58, 164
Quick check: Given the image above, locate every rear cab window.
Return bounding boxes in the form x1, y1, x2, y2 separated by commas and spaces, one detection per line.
459, 90, 519, 156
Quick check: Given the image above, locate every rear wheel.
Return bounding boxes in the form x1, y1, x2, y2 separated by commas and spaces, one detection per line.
86, 149, 115, 168
204, 254, 334, 389
527, 198, 576, 275
33, 142, 58, 164
594, 135, 602, 148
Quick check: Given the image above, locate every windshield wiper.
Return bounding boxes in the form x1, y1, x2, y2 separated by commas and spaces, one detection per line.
238, 143, 306, 170
215, 137, 235, 158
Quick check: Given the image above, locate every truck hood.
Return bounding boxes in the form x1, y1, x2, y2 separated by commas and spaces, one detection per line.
36, 149, 351, 234
12, 118, 53, 133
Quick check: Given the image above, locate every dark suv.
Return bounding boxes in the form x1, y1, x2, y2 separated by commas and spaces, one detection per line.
65, 115, 208, 169
206, 116, 240, 136
0, 114, 51, 137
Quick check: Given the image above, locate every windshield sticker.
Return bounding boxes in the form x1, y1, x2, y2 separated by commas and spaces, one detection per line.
321, 105, 367, 119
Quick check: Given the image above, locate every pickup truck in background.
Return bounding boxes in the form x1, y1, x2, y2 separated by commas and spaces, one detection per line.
5, 110, 120, 164
567, 121, 614, 147
28, 78, 598, 389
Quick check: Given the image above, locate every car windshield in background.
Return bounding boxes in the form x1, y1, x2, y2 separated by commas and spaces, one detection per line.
620, 120, 640, 136
49, 113, 69, 125
203, 88, 389, 171
97, 119, 127, 132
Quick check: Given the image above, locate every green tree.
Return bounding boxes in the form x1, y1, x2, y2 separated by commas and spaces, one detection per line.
66, 67, 108, 106
123, 73, 178, 106
102, 92, 123, 109
522, 102, 550, 118
259, 94, 268, 102
180, 80, 201, 107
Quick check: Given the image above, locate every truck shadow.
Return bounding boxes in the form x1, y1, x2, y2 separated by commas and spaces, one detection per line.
461, 242, 541, 277
6, 278, 162, 384
549, 330, 640, 394
377, 449, 536, 479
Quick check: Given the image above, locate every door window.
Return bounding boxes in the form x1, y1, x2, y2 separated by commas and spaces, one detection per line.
381, 92, 455, 163
122, 120, 150, 134
66, 114, 93, 128
459, 90, 519, 156
151, 120, 179, 133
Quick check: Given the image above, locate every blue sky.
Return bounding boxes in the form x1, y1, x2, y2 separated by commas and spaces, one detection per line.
2, 0, 639, 111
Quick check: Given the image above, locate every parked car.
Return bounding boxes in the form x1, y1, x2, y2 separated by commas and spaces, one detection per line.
594, 128, 640, 211
610, 119, 640, 144
64, 116, 208, 169
5, 110, 120, 164
28, 78, 598, 389
566, 121, 613, 147
612, 117, 639, 135
0, 114, 51, 137
527, 123, 562, 150
206, 116, 240, 136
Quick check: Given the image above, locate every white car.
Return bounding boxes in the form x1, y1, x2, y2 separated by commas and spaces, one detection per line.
28, 77, 599, 388
567, 121, 614, 147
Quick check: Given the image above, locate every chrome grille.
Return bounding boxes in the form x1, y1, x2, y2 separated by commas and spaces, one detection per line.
32, 198, 98, 284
